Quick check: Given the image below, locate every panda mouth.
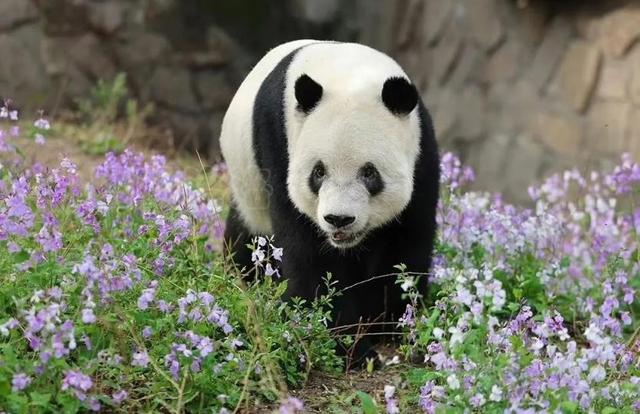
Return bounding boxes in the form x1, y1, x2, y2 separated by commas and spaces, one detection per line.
330, 230, 364, 247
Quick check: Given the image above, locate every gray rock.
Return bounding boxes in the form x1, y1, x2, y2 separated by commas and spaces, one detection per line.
37, 0, 90, 36
504, 134, 546, 204
149, 66, 199, 112
586, 100, 631, 155
628, 107, 640, 161
428, 27, 462, 86
484, 38, 523, 84
42, 33, 117, 81
0, 25, 49, 109
179, 50, 230, 69
420, 0, 453, 46
395, 0, 422, 48
596, 60, 630, 100
554, 40, 601, 113
463, 0, 505, 51
115, 31, 171, 67
448, 43, 485, 87
429, 88, 458, 142
0, 0, 39, 32
468, 133, 511, 195
456, 86, 486, 142
194, 71, 235, 111
207, 111, 225, 160
628, 45, 640, 104
529, 110, 584, 155
206, 26, 237, 56
525, 16, 572, 93
87, 1, 128, 35
598, 6, 640, 58
293, 0, 340, 24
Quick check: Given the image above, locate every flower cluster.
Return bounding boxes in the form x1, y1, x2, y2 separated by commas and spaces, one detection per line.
250, 235, 283, 278
0, 97, 342, 412
0, 100, 20, 152
401, 152, 640, 412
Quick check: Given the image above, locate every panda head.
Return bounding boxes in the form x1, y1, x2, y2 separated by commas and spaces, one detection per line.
287, 73, 421, 249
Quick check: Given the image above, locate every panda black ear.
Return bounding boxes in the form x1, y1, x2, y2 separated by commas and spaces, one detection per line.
295, 74, 323, 114
382, 77, 418, 116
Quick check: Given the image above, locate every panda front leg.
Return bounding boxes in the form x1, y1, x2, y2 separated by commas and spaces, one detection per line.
223, 204, 255, 277
271, 216, 377, 367
364, 233, 433, 327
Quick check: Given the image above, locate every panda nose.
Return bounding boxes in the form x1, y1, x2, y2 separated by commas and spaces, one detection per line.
324, 214, 355, 228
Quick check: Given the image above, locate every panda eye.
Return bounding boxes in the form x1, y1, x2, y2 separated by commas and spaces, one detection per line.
308, 161, 326, 194
312, 163, 326, 179
362, 164, 377, 179
359, 162, 384, 196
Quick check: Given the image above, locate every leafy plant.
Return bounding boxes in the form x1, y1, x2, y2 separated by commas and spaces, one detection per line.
74, 73, 153, 155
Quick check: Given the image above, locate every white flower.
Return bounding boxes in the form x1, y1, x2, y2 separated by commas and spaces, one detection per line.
588, 365, 606, 383
385, 355, 401, 366
455, 286, 473, 306
584, 323, 605, 345
446, 375, 460, 390
448, 326, 464, 347
491, 288, 506, 310
530, 338, 544, 353
34, 118, 50, 130
400, 276, 415, 292
471, 393, 486, 407
384, 385, 396, 400
432, 327, 444, 340
489, 385, 502, 402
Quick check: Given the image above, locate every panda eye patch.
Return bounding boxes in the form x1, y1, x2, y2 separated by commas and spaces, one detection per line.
359, 162, 384, 196
308, 161, 326, 194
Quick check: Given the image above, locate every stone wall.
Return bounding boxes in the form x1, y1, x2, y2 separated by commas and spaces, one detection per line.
0, 0, 365, 159
380, 0, 640, 202
2, 0, 640, 202
0, 0, 260, 159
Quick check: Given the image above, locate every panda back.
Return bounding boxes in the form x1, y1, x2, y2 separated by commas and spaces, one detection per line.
220, 40, 315, 234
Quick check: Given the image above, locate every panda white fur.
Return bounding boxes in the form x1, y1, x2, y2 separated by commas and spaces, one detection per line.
220, 40, 440, 361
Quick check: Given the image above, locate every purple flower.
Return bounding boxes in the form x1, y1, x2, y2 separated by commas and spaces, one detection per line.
384, 385, 400, 414
81, 308, 96, 324
88, 397, 100, 411
12, 373, 31, 392
157, 300, 172, 313
131, 351, 150, 368
469, 393, 485, 408
61, 370, 93, 398
137, 287, 156, 310
112, 389, 128, 404
34, 117, 50, 130
279, 397, 304, 414
398, 304, 415, 328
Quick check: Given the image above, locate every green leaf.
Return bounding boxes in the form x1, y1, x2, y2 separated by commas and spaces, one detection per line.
355, 391, 378, 414
513, 288, 523, 301
13, 250, 30, 264
29, 392, 52, 407
559, 401, 577, 413
6, 393, 29, 413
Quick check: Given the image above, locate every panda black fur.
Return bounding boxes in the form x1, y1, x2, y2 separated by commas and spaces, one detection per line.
220, 40, 440, 361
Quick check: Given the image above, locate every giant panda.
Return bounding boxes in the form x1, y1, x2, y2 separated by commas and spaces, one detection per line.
220, 40, 440, 362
